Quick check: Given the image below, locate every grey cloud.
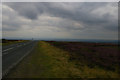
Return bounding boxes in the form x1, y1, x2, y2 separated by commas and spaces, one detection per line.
2, 20, 22, 31
4, 3, 43, 19
20, 9, 38, 19
4, 3, 112, 21
2, 2, 118, 40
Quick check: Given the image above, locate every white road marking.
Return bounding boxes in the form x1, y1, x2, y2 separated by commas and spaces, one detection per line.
3, 47, 14, 52
17, 45, 22, 47
2, 42, 30, 53
3, 41, 36, 77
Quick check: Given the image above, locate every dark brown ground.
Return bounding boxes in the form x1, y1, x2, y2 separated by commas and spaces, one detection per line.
47, 41, 119, 72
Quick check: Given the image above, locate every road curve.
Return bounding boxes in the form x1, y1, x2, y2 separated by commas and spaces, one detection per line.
2, 41, 37, 77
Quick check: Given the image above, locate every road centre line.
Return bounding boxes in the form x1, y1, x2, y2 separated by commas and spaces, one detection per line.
3, 47, 14, 52
17, 45, 22, 47
3, 42, 30, 52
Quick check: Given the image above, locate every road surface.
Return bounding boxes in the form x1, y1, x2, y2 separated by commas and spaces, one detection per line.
2, 41, 37, 77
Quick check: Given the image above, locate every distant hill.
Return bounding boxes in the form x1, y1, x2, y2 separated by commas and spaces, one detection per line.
41, 39, 118, 44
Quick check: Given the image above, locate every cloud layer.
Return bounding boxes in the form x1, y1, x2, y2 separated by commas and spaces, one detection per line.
2, 2, 118, 40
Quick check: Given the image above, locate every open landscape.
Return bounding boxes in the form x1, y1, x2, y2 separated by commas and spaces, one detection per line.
4, 41, 119, 78
2, 2, 118, 79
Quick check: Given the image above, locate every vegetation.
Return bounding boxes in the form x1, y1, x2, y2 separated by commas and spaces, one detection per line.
2, 39, 29, 46
48, 41, 119, 72
6, 41, 119, 78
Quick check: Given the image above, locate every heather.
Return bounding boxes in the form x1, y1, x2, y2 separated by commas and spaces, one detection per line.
47, 41, 119, 73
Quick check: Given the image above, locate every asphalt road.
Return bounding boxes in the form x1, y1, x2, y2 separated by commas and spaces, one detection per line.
2, 41, 37, 77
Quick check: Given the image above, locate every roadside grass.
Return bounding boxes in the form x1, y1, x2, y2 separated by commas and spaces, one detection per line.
6, 41, 119, 78
2, 40, 28, 46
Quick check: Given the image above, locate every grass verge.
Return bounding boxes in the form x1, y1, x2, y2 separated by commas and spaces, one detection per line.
6, 41, 119, 78
2, 40, 29, 46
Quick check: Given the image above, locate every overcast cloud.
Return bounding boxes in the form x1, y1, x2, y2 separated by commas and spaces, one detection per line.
2, 2, 118, 40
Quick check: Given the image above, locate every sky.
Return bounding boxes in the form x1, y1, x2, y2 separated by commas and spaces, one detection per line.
2, 2, 118, 40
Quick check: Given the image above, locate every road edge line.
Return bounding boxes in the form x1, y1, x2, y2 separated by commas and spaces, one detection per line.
2, 41, 37, 78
